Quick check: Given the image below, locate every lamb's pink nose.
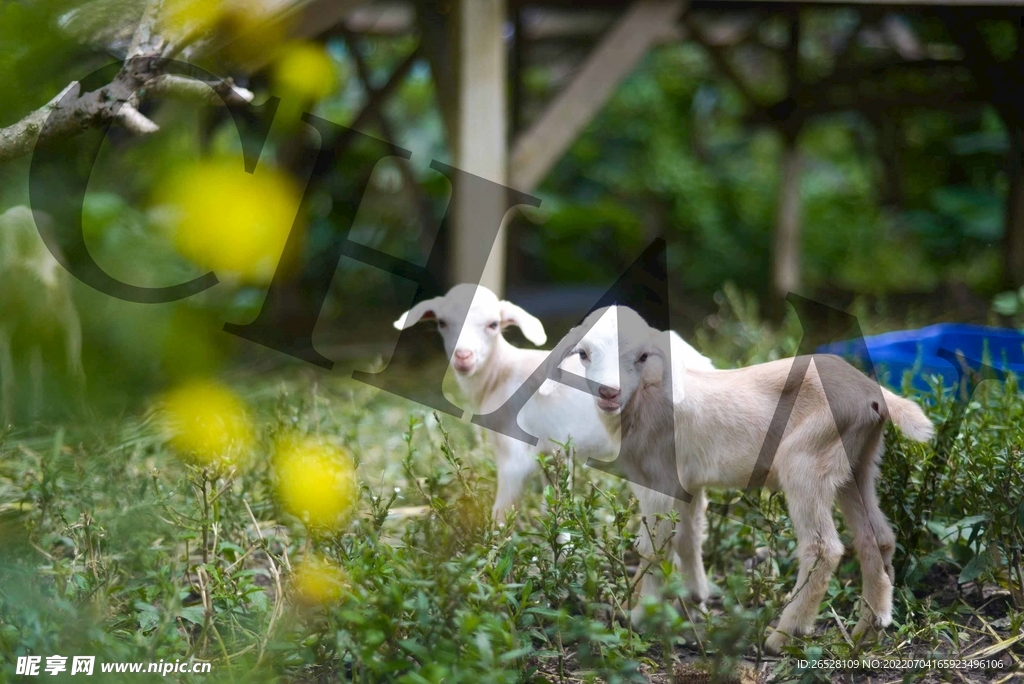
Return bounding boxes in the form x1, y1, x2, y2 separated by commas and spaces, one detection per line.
454, 350, 473, 361
598, 386, 619, 400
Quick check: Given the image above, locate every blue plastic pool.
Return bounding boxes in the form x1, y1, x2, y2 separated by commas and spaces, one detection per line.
816, 323, 1024, 392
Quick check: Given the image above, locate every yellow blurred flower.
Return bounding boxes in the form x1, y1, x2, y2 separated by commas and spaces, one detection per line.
162, 0, 284, 67
164, 0, 224, 35
292, 556, 347, 605
160, 379, 254, 466
274, 436, 357, 529
271, 41, 339, 103
155, 159, 301, 285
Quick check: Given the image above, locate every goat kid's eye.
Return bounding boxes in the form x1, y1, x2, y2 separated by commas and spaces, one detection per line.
488, 321, 500, 330
437, 320, 448, 329
577, 350, 589, 361
637, 353, 649, 364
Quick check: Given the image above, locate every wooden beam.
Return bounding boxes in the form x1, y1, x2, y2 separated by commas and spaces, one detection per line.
509, 0, 687, 193
451, 0, 510, 294
683, 14, 762, 105
881, 14, 925, 59
698, 0, 1024, 6
345, 5, 416, 35
744, 59, 979, 124
335, 45, 421, 151
342, 29, 436, 256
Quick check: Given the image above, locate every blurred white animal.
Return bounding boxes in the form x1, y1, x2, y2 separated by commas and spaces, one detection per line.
394, 284, 714, 521
566, 305, 934, 652
0, 206, 84, 423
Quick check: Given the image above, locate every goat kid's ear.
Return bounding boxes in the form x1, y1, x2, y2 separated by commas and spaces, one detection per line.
652, 330, 686, 403
394, 296, 445, 330
499, 301, 547, 346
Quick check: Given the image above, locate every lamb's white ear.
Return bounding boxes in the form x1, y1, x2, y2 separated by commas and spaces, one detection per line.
654, 331, 688, 403
499, 301, 547, 346
394, 297, 445, 330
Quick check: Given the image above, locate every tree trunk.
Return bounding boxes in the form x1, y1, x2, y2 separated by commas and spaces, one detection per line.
773, 131, 803, 303
770, 9, 802, 317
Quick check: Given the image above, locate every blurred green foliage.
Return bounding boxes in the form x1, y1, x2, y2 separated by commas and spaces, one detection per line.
1, 6, 1019, 421
531, 36, 1012, 297
1, 296, 1020, 681
0, 5, 1021, 682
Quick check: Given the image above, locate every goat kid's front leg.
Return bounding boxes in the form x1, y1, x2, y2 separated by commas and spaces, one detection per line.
491, 443, 538, 524
629, 485, 677, 628
673, 487, 709, 611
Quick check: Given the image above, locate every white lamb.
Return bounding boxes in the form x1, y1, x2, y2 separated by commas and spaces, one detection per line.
564, 305, 934, 653
393, 284, 715, 522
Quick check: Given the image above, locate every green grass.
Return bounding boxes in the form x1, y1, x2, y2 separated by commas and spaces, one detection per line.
1, 301, 1022, 683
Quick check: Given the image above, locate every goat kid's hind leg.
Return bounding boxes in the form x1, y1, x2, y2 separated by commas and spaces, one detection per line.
673, 487, 709, 610
766, 481, 844, 654
837, 465, 894, 643
859, 456, 895, 585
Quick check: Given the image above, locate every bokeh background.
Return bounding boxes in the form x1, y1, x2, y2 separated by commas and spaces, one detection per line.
1, 0, 1022, 414
1, 1, 1022, 681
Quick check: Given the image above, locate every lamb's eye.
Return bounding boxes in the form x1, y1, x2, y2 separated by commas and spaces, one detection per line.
437, 319, 448, 329
488, 321, 500, 330
577, 350, 589, 361
637, 353, 649, 364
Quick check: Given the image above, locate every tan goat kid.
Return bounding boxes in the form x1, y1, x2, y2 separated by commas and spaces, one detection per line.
565, 306, 934, 653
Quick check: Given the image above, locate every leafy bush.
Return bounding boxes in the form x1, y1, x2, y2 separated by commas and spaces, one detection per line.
1, 290, 1021, 682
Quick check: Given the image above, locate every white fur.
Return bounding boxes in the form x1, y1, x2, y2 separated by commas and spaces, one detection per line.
394, 285, 715, 524
567, 305, 934, 653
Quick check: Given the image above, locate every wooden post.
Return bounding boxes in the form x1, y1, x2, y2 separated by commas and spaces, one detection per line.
1005, 125, 1024, 289
451, 0, 509, 296
509, 0, 686, 192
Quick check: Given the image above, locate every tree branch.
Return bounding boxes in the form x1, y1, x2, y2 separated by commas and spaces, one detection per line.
0, 53, 254, 165
142, 74, 254, 105
126, 0, 165, 61
0, 0, 259, 165
115, 103, 160, 134
0, 82, 81, 164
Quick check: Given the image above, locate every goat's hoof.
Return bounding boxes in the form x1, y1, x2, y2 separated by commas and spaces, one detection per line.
678, 597, 708, 624
764, 629, 788, 655
851, 616, 884, 646
687, 584, 709, 607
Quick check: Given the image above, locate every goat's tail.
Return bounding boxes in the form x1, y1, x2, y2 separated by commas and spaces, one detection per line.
881, 389, 934, 442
